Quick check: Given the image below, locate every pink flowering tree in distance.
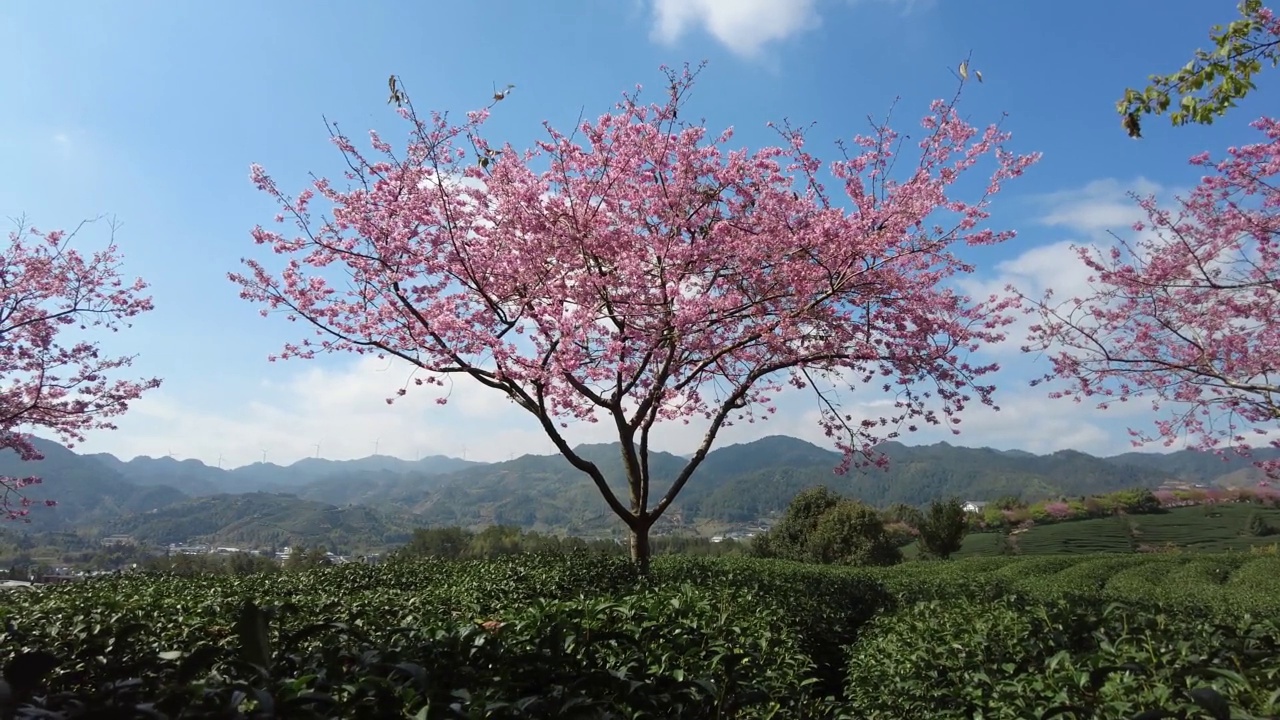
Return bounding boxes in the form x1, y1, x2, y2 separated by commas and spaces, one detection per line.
231, 65, 1038, 569
1022, 116, 1280, 475
0, 216, 161, 520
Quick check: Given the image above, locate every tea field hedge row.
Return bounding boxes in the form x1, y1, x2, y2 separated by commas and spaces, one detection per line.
866, 552, 1280, 618
0, 553, 1276, 718
947, 504, 1280, 557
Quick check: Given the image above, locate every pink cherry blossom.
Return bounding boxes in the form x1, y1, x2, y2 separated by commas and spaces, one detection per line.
231, 65, 1038, 566
0, 217, 161, 519
1044, 501, 1073, 519
1024, 115, 1280, 476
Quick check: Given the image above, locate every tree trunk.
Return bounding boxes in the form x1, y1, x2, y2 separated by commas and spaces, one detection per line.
629, 520, 652, 575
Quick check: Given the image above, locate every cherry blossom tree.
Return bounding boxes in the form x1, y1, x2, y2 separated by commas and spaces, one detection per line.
231, 65, 1038, 569
0, 216, 161, 519
1023, 116, 1280, 473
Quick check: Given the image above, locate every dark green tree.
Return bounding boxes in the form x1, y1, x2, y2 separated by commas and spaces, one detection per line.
808, 500, 902, 567
468, 525, 525, 557
916, 497, 968, 560
882, 502, 924, 528
753, 486, 901, 567
751, 486, 841, 561
307, 545, 332, 567
284, 545, 331, 571
399, 527, 475, 560
992, 495, 1021, 510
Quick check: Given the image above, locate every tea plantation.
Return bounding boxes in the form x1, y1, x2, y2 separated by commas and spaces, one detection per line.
935, 504, 1280, 558
1, 553, 1278, 718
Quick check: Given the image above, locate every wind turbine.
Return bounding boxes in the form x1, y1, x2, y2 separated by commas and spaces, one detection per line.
314, 442, 321, 459
372, 438, 380, 456
260, 449, 268, 464
216, 453, 224, 470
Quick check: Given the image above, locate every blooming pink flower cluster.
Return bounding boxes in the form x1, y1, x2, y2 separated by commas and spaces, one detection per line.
1024, 114, 1280, 478
1043, 501, 1073, 519
0, 219, 161, 520
231, 64, 1038, 531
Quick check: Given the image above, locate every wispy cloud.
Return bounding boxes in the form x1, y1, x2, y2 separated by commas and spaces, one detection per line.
51, 132, 72, 158
73, 348, 1154, 469
646, 0, 921, 57
649, 0, 822, 57
1035, 177, 1163, 234
75, 353, 845, 468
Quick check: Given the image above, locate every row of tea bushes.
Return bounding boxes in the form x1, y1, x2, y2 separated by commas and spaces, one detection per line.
848, 595, 1280, 718
0, 553, 1276, 718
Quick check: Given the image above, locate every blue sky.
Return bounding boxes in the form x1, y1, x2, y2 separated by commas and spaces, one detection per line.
1, 0, 1272, 467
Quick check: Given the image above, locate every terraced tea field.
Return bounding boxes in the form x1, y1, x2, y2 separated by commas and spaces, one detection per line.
951, 503, 1280, 557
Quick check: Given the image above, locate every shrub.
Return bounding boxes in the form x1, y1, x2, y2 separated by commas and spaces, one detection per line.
915, 497, 968, 560
1247, 510, 1276, 537
753, 487, 901, 568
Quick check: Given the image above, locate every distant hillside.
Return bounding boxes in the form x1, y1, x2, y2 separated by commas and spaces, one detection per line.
106, 492, 417, 553
0, 438, 187, 529
403, 447, 691, 534
1105, 447, 1280, 485
370, 436, 1180, 528
576, 439, 1174, 523
8, 432, 1279, 540
85, 451, 485, 495
7, 439, 479, 534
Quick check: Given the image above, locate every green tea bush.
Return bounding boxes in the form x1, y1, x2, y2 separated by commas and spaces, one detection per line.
1228, 556, 1280, 596
0, 561, 844, 718
995, 555, 1091, 583
1, 553, 1278, 718
847, 596, 1280, 719
866, 556, 1013, 603
652, 555, 887, 695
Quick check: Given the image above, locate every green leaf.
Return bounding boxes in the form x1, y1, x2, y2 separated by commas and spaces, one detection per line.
1039, 705, 1086, 719
2, 651, 60, 698
234, 601, 273, 675
1088, 663, 1145, 690
177, 644, 223, 684
1187, 687, 1231, 720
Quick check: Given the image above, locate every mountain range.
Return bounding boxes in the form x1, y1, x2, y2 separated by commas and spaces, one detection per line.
1, 435, 1276, 548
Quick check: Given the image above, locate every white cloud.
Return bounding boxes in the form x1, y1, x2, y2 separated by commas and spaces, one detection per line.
69, 356, 537, 467
1035, 177, 1162, 233
955, 176, 1188, 358
51, 133, 71, 158
649, 0, 822, 57
67, 351, 806, 467
954, 240, 1093, 358
69, 348, 1159, 471
874, 386, 1154, 456
647, 0, 919, 57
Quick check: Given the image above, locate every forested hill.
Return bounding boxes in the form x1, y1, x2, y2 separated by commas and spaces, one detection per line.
389, 438, 1230, 531
2, 434, 1276, 540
